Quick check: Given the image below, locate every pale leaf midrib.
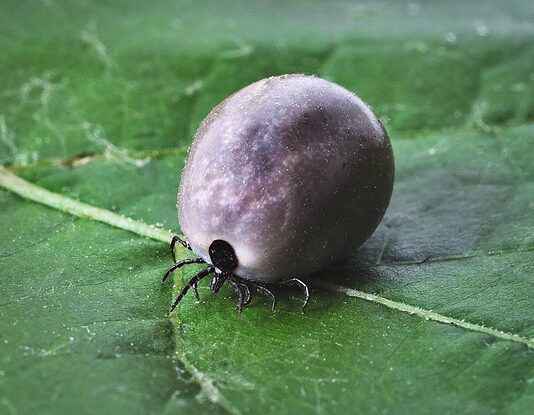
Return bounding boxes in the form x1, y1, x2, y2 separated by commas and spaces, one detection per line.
0, 166, 531, 351
312, 280, 533, 349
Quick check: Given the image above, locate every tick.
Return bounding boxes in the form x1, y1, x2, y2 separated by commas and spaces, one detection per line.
163, 74, 394, 314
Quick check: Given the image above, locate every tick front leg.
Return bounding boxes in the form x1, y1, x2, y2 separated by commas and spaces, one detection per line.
192, 283, 201, 302
170, 235, 193, 263
162, 257, 205, 282
168, 266, 214, 315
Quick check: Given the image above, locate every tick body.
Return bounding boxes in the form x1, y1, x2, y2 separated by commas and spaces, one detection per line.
164, 74, 394, 313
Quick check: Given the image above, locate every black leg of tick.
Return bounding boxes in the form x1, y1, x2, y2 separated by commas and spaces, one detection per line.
168, 266, 214, 314
277, 278, 310, 313
230, 275, 275, 311
170, 235, 193, 263
228, 280, 247, 312
253, 284, 277, 312
162, 257, 205, 283
240, 283, 252, 306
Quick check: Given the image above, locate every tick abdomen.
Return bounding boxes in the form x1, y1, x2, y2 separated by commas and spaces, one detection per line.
178, 74, 394, 282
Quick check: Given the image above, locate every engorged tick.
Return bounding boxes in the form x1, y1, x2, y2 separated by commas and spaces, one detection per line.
163, 74, 394, 314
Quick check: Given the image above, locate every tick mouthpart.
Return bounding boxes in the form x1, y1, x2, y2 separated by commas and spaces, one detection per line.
210, 273, 226, 293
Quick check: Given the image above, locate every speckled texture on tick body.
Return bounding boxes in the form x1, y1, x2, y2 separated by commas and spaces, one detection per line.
178, 74, 394, 282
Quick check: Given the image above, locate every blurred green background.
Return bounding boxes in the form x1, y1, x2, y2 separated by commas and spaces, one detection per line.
0, 1, 533, 414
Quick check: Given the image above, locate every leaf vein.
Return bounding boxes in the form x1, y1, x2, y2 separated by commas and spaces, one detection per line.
311, 280, 533, 349
0, 167, 532, 359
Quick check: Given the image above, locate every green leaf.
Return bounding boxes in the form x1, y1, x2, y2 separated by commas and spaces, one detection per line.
1, 1, 533, 414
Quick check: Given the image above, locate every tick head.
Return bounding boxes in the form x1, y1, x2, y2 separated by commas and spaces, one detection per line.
209, 239, 238, 273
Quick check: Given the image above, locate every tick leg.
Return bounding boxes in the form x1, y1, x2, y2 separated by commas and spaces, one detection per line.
241, 283, 252, 306
162, 257, 205, 282
228, 280, 246, 312
168, 267, 213, 315
231, 276, 275, 311
250, 283, 277, 312
170, 235, 193, 263
277, 278, 310, 313
192, 283, 201, 302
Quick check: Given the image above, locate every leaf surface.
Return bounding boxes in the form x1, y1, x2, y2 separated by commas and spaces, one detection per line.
1, 1, 533, 414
